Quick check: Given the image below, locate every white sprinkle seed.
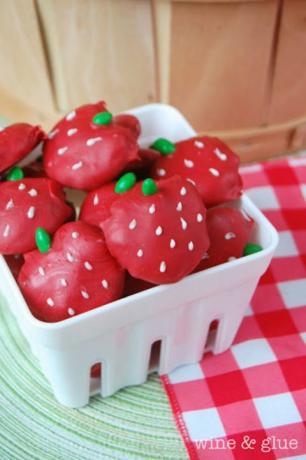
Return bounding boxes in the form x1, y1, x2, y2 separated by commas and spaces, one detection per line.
72, 161, 83, 170
3, 224, 10, 237
155, 226, 163, 236
72, 231, 79, 239
47, 297, 54, 307
68, 308, 75, 316
180, 217, 187, 230
58, 146, 68, 155
194, 140, 204, 148
93, 194, 99, 206
225, 232, 236, 240
6, 199, 14, 210
129, 219, 137, 230
209, 167, 220, 177
202, 252, 210, 260
228, 256, 237, 262
180, 187, 187, 196
102, 279, 109, 289
84, 261, 93, 271
176, 201, 183, 212
66, 110, 76, 121
60, 278, 68, 287
28, 188, 38, 197
188, 241, 194, 251
27, 206, 35, 219
170, 239, 176, 249
38, 267, 45, 276
214, 147, 227, 161
184, 159, 194, 168
160, 261, 167, 273
48, 129, 58, 139
66, 252, 74, 262
187, 178, 196, 186
18, 183, 26, 191
86, 137, 102, 146
67, 128, 78, 136
81, 290, 89, 299
149, 204, 156, 214
197, 213, 203, 223
137, 249, 143, 257
157, 168, 166, 177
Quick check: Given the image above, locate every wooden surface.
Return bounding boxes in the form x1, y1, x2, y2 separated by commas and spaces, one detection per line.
169, 0, 278, 131
268, 0, 306, 123
0, 0, 54, 116
152, 0, 171, 102
37, 0, 156, 113
0, 0, 306, 161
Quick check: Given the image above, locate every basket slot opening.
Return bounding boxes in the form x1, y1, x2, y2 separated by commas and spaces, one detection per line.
90, 362, 102, 395
148, 340, 162, 373
203, 320, 219, 356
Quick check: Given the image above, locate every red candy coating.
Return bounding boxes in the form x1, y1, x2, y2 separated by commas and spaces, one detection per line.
102, 176, 209, 284
0, 123, 45, 174
23, 159, 46, 178
18, 221, 125, 322
125, 148, 161, 175
0, 178, 73, 254
4, 254, 24, 279
138, 148, 160, 166
151, 136, 242, 207
43, 101, 140, 191
123, 274, 154, 297
80, 182, 118, 229
113, 114, 141, 139
91, 363, 101, 379
195, 206, 254, 272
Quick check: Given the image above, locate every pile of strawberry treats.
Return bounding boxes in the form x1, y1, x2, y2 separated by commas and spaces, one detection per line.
0, 101, 262, 323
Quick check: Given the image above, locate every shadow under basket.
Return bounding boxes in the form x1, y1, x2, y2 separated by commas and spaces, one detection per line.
0, 104, 278, 407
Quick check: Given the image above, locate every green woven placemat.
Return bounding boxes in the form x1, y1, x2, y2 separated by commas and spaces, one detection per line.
0, 300, 186, 460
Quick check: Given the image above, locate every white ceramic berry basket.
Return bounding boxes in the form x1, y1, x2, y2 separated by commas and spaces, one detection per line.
0, 104, 279, 408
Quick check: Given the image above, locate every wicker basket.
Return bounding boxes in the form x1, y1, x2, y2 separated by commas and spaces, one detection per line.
0, 0, 305, 161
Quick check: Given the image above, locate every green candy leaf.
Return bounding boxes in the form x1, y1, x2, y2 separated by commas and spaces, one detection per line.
6, 166, 24, 181
142, 178, 158, 196
115, 172, 136, 194
92, 111, 113, 126
243, 243, 263, 256
150, 138, 175, 155
35, 227, 51, 253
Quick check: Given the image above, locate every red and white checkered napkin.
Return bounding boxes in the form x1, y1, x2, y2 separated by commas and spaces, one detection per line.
161, 155, 306, 460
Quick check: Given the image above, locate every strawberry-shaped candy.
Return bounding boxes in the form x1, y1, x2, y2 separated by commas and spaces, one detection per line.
91, 363, 101, 379
150, 136, 242, 207
80, 172, 136, 228
18, 222, 125, 322
4, 254, 24, 279
0, 177, 73, 254
125, 148, 160, 176
113, 114, 141, 139
43, 101, 139, 191
102, 176, 210, 284
0, 123, 45, 174
80, 172, 154, 233
23, 157, 46, 178
124, 274, 154, 297
194, 206, 254, 272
